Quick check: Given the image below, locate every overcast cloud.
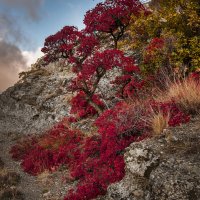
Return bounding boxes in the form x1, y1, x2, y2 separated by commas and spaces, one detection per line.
0, 0, 44, 92
0, 0, 44, 20
0, 40, 27, 91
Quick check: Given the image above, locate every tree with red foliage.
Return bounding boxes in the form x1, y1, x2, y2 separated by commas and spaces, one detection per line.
70, 91, 104, 118
41, 25, 143, 117
69, 49, 141, 117
41, 26, 98, 70
84, 0, 146, 48
41, 27, 143, 118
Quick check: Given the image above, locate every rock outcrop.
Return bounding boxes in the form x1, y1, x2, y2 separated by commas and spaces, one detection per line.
106, 117, 200, 200
0, 61, 73, 135
0, 59, 122, 135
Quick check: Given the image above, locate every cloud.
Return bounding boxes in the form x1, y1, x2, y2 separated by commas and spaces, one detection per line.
0, 41, 44, 92
0, 13, 27, 92
0, 0, 44, 92
0, 0, 44, 20
0, 13, 23, 43
0, 40, 27, 92
22, 47, 43, 67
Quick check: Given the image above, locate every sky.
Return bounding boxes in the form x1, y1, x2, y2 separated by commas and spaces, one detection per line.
0, 0, 102, 92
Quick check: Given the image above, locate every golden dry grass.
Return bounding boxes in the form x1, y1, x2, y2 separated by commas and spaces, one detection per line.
157, 78, 200, 114
126, 77, 200, 137
149, 110, 169, 136
126, 98, 169, 136
37, 170, 51, 185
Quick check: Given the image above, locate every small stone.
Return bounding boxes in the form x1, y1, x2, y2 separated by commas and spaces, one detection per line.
133, 190, 144, 197
43, 191, 51, 197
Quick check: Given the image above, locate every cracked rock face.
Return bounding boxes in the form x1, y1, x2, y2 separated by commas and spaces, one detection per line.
0, 62, 73, 135
125, 147, 159, 178
0, 60, 121, 135
106, 119, 200, 200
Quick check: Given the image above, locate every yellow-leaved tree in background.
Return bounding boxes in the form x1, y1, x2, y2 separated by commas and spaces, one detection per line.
119, 0, 200, 77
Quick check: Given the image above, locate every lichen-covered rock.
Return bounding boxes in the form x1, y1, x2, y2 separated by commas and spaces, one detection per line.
107, 118, 200, 200
0, 62, 73, 135
125, 147, 159, 177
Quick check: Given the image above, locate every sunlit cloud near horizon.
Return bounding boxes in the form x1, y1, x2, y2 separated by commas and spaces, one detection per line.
0, 0, 101, 92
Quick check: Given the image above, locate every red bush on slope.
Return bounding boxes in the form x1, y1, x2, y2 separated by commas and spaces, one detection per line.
10, 120, 85, 175
10, 100, 190, 199
68, 49, 143, 117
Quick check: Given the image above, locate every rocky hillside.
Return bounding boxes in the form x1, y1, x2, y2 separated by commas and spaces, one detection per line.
1, 0, 200, 199
0, 57, 119, 136
0, 61, 73, 135
106, 116, 200, 200
0, 60, 199, 200
0, 61, 76, 199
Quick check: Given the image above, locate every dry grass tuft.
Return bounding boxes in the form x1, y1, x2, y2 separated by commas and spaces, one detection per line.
150, 110, 169, 136
157, 78, 200, 114
37, 170, 51, 185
